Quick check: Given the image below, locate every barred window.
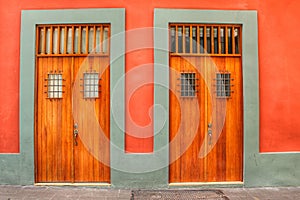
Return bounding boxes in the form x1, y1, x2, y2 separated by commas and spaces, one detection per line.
83, 72, 100, 99
170, 24, 241, 56
46, 72, 64, 99
216, 73, 232, 98
180, 73, 196, 97
37, 24, 110, 56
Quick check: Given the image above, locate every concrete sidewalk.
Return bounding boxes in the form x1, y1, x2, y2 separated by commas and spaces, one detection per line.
0, 185, 299, 200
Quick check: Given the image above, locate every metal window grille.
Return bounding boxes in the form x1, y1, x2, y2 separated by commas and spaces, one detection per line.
180, 73, 196, 97
46, 73, 64, 98
216, 73, 232, 98
170, 24, 241, 56
83, 72, 100, 98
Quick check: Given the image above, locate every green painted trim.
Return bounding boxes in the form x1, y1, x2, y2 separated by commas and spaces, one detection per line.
1, 8, 299, 188
153, 8, 300, 187
0, 8, 125, 185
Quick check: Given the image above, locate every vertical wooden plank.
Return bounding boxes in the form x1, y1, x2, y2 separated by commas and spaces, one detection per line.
197, 26, 200, 54
71, 26, 75, 54
232, 26, 236, 54
175, 25, 178, 53
64, 26, 68, 54
214, 57, 227, 181
100, 26, 103, 53
169, 56, 182, 182
34, 56, 38, 182
218, 27, 221, 54
105, 56, 111, 182
42, 27, 47, 54
203, 26, 207, 54
36, 58, 44, 182
189, 25, 193, 53
236, 56, 243, 181
51, 58, 58, 181
36, 27, 40, 55
40, 58, 47, 182
182, 26, 186, 53
34, 32, 41, 181
93, 57, 101, 182
70, 56, 75, 183
225, 57, 243, 181
57, 26, 61, 54
55, 57, 62, 180
86, 25, 89, 54
205, 56, 218, 182
239, 26, 243, 54
210, 27, 214, 54
73, 56, 96, 182
203, 56, 208, 181
46, 57, 53, 181
225, 57, 234, 181
96, 57, 102, 182
100, 56, 110, 182
225, 57, 232, 180
181, 57, 195, 181
73, 56, 79, 182
78, 26, 82, 54
93, 25, 97, 52
88, 58, 95, 182
225, 26, 228, 54
49, 27, 53, 55
106, 26, 110, 55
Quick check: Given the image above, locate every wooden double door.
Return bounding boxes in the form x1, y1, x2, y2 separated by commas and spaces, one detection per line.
35, 25, 110, 183
169, 24, 243, 183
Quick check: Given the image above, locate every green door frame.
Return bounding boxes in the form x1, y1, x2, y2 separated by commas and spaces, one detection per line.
153, 8, 300, 187
0, 8, 125, 185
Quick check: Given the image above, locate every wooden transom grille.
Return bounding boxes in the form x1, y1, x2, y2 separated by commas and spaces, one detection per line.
36, 24, 110, 56
170, 24, 242, 56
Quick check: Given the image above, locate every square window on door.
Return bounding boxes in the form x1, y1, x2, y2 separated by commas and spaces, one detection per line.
47, 73, 63, 99
180, 73, 196, 97
83, 72, 100, 98
216, 73, 232, 98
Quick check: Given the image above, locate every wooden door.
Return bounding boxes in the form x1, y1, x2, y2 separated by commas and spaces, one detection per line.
35, 24, 110, 183
169, 24, 243, 183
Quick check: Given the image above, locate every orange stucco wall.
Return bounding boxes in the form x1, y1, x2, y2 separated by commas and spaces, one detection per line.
0, 0, 299, 153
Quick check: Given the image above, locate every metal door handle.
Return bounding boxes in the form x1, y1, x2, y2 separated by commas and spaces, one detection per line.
208, 129, 212, 145
208, 123, 212, 145
74, 123, 78, 146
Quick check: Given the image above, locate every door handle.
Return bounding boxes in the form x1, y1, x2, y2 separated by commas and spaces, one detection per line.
208, 123, 212, 145
74, 123, 78, 146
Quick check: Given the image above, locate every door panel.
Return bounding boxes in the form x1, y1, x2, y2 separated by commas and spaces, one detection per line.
35, 24, 111, 183
169, 56, 243, 183
169, 24, 243, 183
72, 57, 110, 183
35, 57, 73, 182
169, 56, 206, 182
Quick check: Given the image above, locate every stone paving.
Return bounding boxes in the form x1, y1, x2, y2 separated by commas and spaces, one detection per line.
0, 185, 299, 200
